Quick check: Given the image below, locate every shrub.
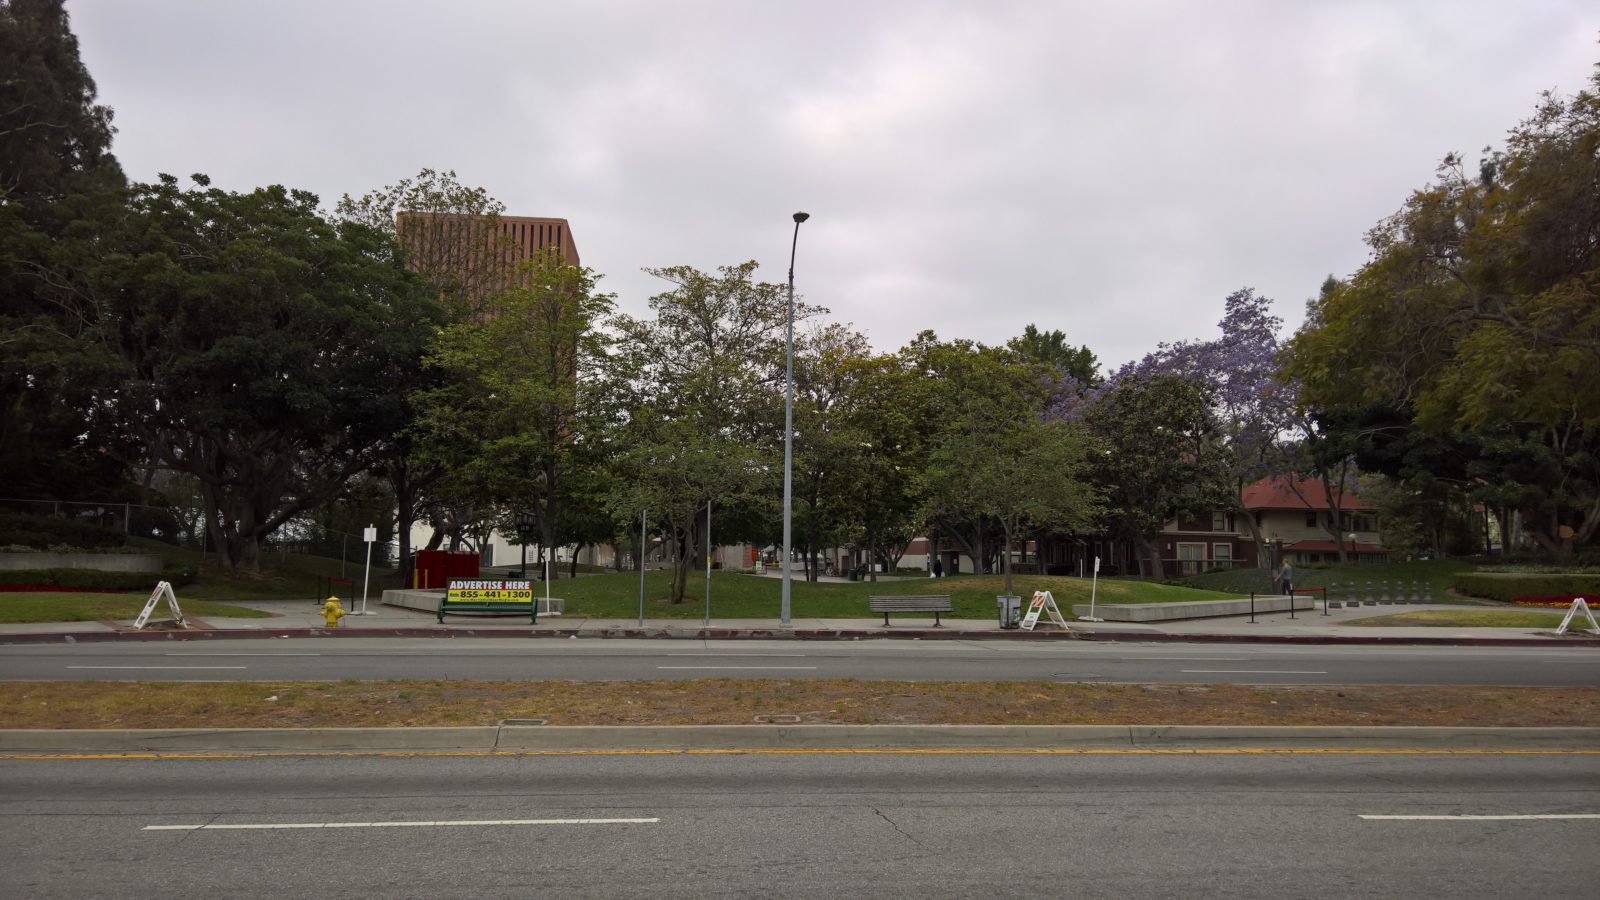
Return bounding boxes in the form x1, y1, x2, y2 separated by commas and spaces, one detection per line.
1510, 595, 1591, 607
0, 566, 195, 592
1454, 572, 1600, 602
0, 512, 127, 550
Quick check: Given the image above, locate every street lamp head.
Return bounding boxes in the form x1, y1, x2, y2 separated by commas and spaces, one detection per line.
792, 211, 809, 223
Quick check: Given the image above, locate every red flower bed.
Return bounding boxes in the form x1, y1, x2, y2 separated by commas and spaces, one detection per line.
0, 584, 124, 594
1511, 595, 1591, 607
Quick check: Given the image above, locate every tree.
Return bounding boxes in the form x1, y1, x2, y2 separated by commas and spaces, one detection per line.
0, 0, 123, 207
919, 344, 1101, 595
1284, 64, 1600, 556
410, 248, 613, 569
790, 323, 874, 580
831, 351, 925, 580
1102, 288, 1300, 566
336, 168, 510, 319
1007, 324, 1100, 385
0, 0, 129, 502
604, 262, 807, 602
1079, 374, 1235, 577
336, 169, 512, 575
52, 175, 440, 572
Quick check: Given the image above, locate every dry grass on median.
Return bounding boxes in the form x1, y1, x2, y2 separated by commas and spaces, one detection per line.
2, 680, 1597, 729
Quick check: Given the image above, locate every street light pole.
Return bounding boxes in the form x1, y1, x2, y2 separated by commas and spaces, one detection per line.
781, 211, 809, 629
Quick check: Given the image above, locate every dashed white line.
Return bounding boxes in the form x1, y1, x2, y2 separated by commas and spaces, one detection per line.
656, 659, 819, 666
1125, 657, 1249, 662
165, 653, 322, 657
66, 659, 246, 666
665, 654, 807, 658
1180, 669, 1328, 675
144, 817, 660, 831
1359, 814, 1600, 821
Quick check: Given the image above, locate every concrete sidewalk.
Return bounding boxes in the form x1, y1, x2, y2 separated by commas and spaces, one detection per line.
1, 598, 1596, 646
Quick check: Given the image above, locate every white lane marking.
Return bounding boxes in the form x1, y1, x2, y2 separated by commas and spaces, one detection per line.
1125, 657, 1249, 662
66, 659, 246, 666
665, 653, 806, 658
1359, 814, 1600, 821
1180, 669, 1328, 675
144, 817, 660, 831
656, 665, 818, 670
1540, 660, 1600, 664
165, 653, 322, 657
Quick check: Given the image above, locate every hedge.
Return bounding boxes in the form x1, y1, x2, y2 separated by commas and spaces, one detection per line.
1454, 572, 1600, 602
0, 566, 194, 592
0, 512, 126, 550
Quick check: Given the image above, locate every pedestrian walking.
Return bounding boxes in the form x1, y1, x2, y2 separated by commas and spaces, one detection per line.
932, 557, 944, 578
1280, 561, 1294, 596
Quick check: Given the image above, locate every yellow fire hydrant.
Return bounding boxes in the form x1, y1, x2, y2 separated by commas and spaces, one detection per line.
321, 596, 346, 628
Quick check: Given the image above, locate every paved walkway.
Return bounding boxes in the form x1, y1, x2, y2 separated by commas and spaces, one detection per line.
2, 598, 1595, 645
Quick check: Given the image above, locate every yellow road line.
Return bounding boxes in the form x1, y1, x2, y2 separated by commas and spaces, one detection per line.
5, 748, 1599, 760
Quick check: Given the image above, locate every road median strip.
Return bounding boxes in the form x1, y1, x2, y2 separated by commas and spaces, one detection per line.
4, 724, 1599, 754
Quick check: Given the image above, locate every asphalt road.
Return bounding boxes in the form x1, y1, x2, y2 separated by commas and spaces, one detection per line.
2, 637, 1598, 685
2, 752, 1596, 898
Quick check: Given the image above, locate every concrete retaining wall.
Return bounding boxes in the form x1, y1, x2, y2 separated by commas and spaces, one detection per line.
0, 552, 164, 573
1073, 594, 1314, 622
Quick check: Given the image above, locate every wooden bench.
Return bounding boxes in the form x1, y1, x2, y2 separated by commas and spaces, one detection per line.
437, 597, 538, 624
869, 594, 952, 627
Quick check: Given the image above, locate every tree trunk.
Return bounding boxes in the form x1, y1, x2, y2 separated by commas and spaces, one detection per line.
669, 517, 694, 602
1000, 521, 1015, 596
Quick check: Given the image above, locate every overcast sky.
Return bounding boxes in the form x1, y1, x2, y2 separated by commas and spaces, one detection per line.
68, 0, 1598, 368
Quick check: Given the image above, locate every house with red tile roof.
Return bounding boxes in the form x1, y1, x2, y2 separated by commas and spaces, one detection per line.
1156, 475, 1390, 577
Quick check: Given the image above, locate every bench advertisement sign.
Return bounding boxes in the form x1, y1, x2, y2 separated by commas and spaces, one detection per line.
446, 579, 533, 604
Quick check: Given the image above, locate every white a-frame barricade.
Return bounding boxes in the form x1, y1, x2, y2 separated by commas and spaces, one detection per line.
1020, 590, 1070, 631
133, 580, 186, 630
1555, 597, 1598, 636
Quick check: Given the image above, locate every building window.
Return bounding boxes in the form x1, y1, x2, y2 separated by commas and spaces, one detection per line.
1305, 512, 1318, 528
1212, 512, 1230, 532
1175, 542, 1207, 575
1213, 544, 1232, 566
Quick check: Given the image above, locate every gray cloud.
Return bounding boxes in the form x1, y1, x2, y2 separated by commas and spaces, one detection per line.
69, 0, 1598, 366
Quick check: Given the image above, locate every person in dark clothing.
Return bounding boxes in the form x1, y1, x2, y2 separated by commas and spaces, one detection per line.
932, 557, 944, 578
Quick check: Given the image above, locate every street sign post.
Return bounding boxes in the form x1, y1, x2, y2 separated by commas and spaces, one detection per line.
1080, 556, 1104, 622
356, 525, 378, 615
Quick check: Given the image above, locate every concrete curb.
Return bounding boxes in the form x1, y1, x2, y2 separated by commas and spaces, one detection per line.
3, 725, 1597, 753
1, 625, 1595, 648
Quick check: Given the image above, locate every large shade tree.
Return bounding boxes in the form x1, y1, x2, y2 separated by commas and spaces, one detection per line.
605, 262, 807, 603
50, 174, 440, 572
1285, 65, 1600, 557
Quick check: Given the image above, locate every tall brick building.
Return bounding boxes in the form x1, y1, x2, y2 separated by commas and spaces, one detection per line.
395, 211, 579, 317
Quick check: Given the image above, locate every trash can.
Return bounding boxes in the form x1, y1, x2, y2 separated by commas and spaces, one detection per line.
996, 595, 1022, 629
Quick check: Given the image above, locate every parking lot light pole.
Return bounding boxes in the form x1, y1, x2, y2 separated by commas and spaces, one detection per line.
781, 211, 808, 629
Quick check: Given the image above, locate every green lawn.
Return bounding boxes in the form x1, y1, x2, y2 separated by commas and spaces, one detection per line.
548, 570, 1236, 619
1344, 609, 1570, 629
1179, 559, 1477, 604
0, 592, 272, 623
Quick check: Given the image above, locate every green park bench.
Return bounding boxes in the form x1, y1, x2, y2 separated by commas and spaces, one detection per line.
437, 580, 538, 624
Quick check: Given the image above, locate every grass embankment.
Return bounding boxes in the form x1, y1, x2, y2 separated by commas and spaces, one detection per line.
1181, 559, 1476, 603
549, 570, 1235, 619
1346, 610, 1571, 629
0, 592, 270, 623
3, 680, 1594, 729
126, 537, 400, 603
